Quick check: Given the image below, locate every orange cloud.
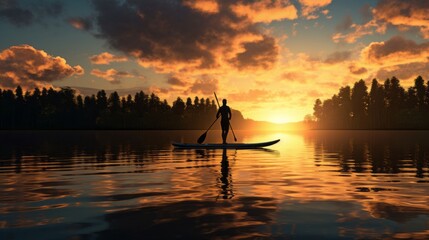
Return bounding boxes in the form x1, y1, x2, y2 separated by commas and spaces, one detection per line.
333, 1, 429, 44
68, 17, 92, 30
361, 36, 429, 66
187, 77, 218, 95
182, 0, 219, 14
90, 68, 142, 84
228, 89, 272, 102
298, 0, 332, 19
90, 52, 128, 65
374, 0, 429, 39
231, 0, 298, 23
0, 45, 83, 89
332, 19, 386, 43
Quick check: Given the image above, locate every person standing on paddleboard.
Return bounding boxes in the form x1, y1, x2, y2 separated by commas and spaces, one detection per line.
216, 99, 232, 144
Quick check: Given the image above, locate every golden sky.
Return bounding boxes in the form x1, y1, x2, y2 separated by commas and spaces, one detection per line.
1, 0, 429, 123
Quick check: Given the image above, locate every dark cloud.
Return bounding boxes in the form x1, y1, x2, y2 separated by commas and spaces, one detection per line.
0, 0, 33, 26
68, 17, 93, 30
349, 65, 367, 75
0, 0, 63, 27
324, 51, 352, 64
229, 36, 278, 70
363, 36, 429, 63
0, 45, 83, 89
91, 0, 279, 72
167, 76, 187, 87
33, 0, 62, 17
335, 15, 353, 32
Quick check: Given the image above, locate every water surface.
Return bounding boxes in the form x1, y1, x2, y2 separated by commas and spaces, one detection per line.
1, 130, 428, 239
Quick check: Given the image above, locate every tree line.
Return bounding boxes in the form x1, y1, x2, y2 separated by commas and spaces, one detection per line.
312, 76, 429, 129
0, 86, 245, 129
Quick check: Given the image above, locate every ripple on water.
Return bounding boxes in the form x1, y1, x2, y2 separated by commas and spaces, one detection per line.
0, 130, 429, 239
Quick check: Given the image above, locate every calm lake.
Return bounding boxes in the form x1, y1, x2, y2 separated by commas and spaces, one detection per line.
1, 130, 429, 239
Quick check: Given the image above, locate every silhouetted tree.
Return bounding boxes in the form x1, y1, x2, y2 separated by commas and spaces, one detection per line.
313, 99, 322, 122
337, 86, 352, 128
108, 92, 121, 113
172, 97, 185, 116
0, 86, 250, 130
414, 76, 425, 111
312, 76, 429, 129
368, 79, 385, 129
351, 80, 368, 128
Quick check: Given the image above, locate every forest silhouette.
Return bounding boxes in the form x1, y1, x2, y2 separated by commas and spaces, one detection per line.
0, 86, 247, 130
312, 76, 429, 129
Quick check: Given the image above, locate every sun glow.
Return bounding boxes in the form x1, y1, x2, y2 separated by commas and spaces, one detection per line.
267, 114, 291, 124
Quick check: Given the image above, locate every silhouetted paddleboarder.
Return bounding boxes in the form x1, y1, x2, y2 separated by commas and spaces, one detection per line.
216, 99, 232, 144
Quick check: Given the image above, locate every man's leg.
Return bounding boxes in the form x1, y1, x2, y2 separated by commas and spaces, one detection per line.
221, 122, 229, 144
222, 130, 227, 144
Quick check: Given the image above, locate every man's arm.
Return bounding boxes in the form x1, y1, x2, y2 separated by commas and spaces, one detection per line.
216, 108, 220, 118
228, 107, 232, 120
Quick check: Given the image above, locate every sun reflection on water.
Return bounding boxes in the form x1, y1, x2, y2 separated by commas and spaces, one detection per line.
0, 130, 428, 239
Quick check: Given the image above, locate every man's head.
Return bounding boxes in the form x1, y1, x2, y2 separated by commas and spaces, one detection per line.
222, 99, 227, 106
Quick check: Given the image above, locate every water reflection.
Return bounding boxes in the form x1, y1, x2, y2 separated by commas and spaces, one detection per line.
219, 149, 234, 200
1, 131, 429, 239
305, 131, 429, 178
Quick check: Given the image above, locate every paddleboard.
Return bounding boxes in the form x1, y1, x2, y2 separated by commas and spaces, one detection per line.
172, 139, 280, 149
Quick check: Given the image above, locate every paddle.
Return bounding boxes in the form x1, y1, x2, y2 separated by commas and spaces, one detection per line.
197, 117, 219, 144
214, 92, 237, 142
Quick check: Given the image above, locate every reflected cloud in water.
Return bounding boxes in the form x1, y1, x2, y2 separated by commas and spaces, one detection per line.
1, 130, 429, 239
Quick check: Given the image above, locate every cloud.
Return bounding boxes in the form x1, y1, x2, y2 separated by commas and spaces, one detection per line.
188, 77, 218, 95
228, 89, 271, 102
348, 65, 368, 75
0, 45, 83, 89
0, 0, 63, 27
321, 9, 331, 19
182, 0, 219, 14
91, 0, 281, 74
90, 52, 128, 65
68, 17, 93, 30
374, 0, 429, 39
361, 36, 429, 66
167, 76, 187, 87
332, 19, 386, 44
307, 89, 322, 98
229, 36, 278, 70
333, 1, 429, 44
374, 62, 429, 81
90, 68, 142, 84
324, 51, 352, 64
231, 0, 298, 23
281, 71, 307, 83
298, 0, 332, 19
